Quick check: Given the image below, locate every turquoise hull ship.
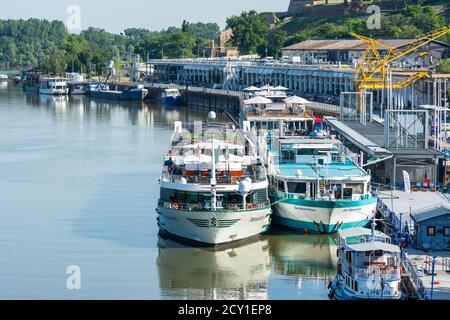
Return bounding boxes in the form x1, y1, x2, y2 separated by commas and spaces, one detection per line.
268, 136, 377, 234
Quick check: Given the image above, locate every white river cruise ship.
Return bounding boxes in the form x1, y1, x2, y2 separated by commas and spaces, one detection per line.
156, 112, 272, 245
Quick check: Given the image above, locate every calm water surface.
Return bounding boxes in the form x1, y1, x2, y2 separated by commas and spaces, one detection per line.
0, 83, 336, 299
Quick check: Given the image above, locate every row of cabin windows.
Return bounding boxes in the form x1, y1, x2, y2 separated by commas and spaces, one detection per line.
160, 188, 267, 204
427, 226, 450, 237
250, 121, 312, 131
281, 149, 333, 158
276, 179, 365, 197
345, 274, 358, 292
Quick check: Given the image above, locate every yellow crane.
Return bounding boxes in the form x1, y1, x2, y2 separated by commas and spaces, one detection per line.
352, 26, 450, 90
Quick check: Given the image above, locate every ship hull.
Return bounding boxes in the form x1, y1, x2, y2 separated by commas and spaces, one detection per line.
328, 276, 402, 300
272, 197, 377, 234
23, 84, 40, 93
90, 89, 148, 101
156, 206, 272, 245
39, 88, 69, 95
162, 95, 182, 106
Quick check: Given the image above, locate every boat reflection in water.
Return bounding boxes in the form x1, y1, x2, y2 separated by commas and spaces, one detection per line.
38, 94, 69, 113
157, 233, 271, 300
157, 228, 338, 300
22, 88, 215, 128
268, 227, 338, 278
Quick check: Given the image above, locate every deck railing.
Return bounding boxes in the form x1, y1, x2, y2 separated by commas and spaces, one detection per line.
161, 168, 267, 185
350, 266, 401, 280
158, 200, 270, 212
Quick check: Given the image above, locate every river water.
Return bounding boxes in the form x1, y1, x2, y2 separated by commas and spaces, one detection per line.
0, 83, 336, 300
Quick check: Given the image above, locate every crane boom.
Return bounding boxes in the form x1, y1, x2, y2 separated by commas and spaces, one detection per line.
353, 26, 450, 90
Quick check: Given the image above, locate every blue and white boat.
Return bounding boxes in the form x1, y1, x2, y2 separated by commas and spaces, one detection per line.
86, 82, 110, 93
267, 135, 377, 233
328, 224, 402, 300
161, 88, 182, 106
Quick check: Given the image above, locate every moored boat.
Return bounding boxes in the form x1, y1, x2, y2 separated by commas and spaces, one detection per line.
267, 135, 376, 233
0, 74, 8, 81
156, 112, 272, 245
328, 224, 402, 300
68, 82, 88, 95
22, 72, 43, 93
39, 77, 69, 95
12, 74, 21, 84
89, 84, 148, 101
161, 88, 182, 106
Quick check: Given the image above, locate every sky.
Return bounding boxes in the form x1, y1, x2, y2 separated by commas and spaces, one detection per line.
0, 0, 291, 34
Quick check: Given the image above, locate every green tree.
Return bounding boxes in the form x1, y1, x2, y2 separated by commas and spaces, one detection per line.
161, 31, 196, 58
284, 31, 310, 46
226, 10, 269, 55
40, 48, 67, 74
437, 58, 450, 73
257, 29, 288, 58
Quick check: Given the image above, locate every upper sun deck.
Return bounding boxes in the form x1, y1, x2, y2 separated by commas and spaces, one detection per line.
274, 160, 367, 180
162, 120, 268, 186
244, 103, 314, 121
338, 228, 392, 245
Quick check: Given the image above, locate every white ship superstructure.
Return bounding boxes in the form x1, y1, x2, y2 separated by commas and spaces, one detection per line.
156, 113, 272, 245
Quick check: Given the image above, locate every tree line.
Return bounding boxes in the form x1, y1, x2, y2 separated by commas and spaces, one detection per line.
0, 19, 220, 75
226, 5, 449, 58
0, 4, 448, 74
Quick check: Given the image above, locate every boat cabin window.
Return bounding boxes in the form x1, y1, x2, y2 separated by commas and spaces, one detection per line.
387, 256, 396, 267
343, 188, 353, 199
297, 149, 314, 156
346, 251, 352, 263
345, 183, 364, 195
287, 182, 306, 194
332, 184, 342, 199
277, 180, 286, 192
281, 149, 296, 162
365, 250, 384, 257
427, 226, 436, 237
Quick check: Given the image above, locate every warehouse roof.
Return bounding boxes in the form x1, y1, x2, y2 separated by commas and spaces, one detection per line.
282, 39, 449, 51
412, 204, 450, 223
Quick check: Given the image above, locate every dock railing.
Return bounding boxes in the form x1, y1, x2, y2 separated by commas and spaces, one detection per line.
444, 257, 450, 272
401, 252, 431, 300
143, 82, 245, 98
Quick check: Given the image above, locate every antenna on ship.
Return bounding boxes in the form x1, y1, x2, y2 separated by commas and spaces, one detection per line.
371, 215, 377, 241
209, 111, 217, 211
